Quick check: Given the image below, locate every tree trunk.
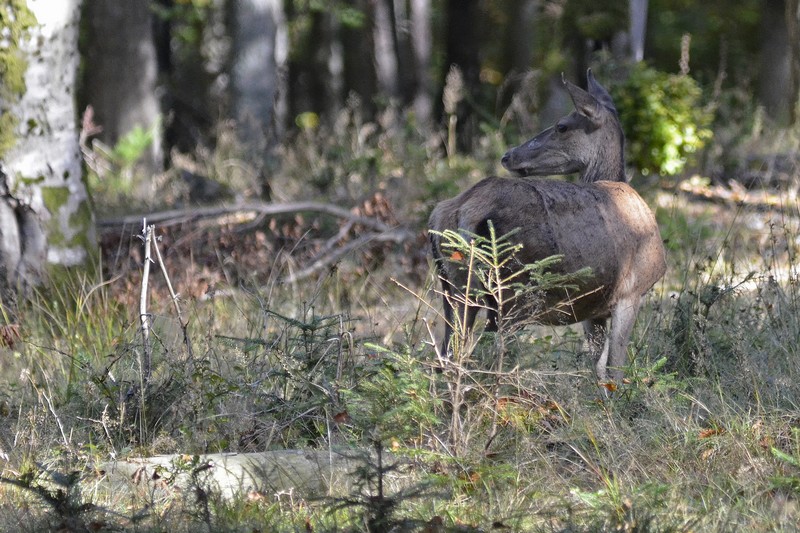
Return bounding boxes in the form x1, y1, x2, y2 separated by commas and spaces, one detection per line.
442, 0, 481, 150
230, 0, 287, 144
153, 0, 218, 154
758, 0, 793, 125
787, 0, 800, 124
629, 0, 648, 62
81, 0, 163, 172
286, 6, 338, 120
374, 0, 400, 99
229, 0, 287, 198
99, 449, 410, 501
410, 0, 434, 125
498, 0, 538, 113
0, 0, 95, 304
341, 0, 378, 118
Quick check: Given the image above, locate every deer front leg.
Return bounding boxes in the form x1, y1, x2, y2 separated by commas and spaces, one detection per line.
601, 297, 641, 382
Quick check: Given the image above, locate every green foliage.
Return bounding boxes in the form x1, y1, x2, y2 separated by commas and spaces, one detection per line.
439, 225, 592, 302
151, 0, 213, 47
612, 64, 713, 176
564, 0, 628, 42
343, 347, 439, 444
85, 118, 161, 204
112, 119, 160, 167
647, 0, 760, 84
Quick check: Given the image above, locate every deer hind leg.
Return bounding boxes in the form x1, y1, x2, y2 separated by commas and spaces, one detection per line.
599, 296, 641, 382
439, 283, 455, 357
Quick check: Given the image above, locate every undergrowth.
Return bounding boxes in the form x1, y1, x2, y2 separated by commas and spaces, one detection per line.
2, 95, 800, 531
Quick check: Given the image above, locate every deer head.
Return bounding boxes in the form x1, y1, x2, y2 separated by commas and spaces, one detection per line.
501, 69, 626, 183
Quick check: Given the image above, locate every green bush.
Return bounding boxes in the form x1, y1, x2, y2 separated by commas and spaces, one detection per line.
612, 64, 713, 176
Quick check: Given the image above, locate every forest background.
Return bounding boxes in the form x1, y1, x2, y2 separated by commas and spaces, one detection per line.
1, 0, 800, 531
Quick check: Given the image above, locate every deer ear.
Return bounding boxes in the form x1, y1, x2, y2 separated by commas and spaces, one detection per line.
563, 75, 604, 123
586, 69, 618, 116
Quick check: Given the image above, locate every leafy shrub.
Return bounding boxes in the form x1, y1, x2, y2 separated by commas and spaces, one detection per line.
612, 64, 713, 176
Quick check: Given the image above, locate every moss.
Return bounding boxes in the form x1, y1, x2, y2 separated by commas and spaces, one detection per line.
0, 111, 18, 158
0, 1, 37, 159
40, 186, 71, 246
41, 186, 70, 213
37, 186, 96, 256
67, 199, 95, 250
17, 174, 45, 186
0, 50, 27, 100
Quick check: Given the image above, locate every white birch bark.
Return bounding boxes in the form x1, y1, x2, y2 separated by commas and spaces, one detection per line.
0, 0, 94, 293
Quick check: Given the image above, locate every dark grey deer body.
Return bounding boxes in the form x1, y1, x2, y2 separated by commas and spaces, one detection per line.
428, 71, 666, 382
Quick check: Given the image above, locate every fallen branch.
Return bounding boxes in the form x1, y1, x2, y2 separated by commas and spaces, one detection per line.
97, 201, 400, 234
674, 178, 798, 210
283, 228, 415, 284
99, 201, 419, 286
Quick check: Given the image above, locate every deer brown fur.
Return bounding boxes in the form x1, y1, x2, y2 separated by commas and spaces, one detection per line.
428, 70, 666, 382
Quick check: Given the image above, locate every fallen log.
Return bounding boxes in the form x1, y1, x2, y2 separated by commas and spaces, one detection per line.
95, 449, 409, 502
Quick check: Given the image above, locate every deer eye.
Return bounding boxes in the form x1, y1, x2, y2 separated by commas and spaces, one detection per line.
555, 123, 568, 133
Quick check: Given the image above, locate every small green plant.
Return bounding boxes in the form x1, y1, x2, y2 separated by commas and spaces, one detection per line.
612, 64, 712, 176
84, 116, 161, 209
434, 223, 592, 364
332, 347, 441, 531
111, 121, 160, 168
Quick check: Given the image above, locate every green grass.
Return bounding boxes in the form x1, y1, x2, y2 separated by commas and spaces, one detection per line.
2, 104, 800, 531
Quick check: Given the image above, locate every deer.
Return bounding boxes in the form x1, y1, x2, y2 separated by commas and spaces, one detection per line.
428, 70, 666, 383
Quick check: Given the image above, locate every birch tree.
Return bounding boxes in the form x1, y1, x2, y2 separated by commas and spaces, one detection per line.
0, 0, 94, 303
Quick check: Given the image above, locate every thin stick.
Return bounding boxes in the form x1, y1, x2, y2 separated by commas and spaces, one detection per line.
152, 228, 194, 361
139, 221, 153, 387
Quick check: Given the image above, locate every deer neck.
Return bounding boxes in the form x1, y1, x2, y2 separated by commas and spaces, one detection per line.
580, 143, 626, 183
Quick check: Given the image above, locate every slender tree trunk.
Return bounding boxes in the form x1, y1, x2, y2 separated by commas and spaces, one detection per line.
442, 0, 481, 150
0, 0, 95, 304
629, 0, 648, 62
286, 6, 338, 120
498, 0, 537, 113
410, 0, 433, 125
758, 0, 793, 125
230, 0, 287, 143
787, 0, 800, 124
153, 0, 219, 153
392, 0, 416, 106
229, 0, 287, 198
374, 0, 400, 99
341, 0, 378, 118
81, 0, 163, 172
